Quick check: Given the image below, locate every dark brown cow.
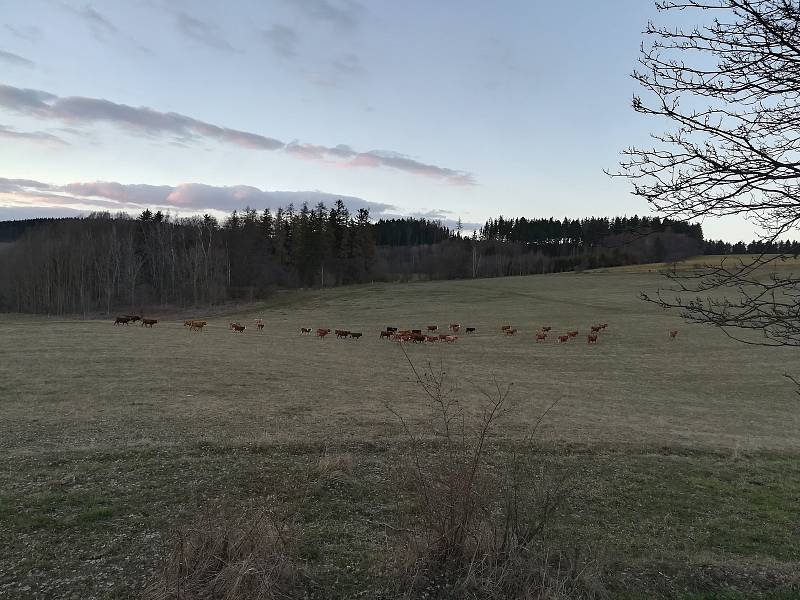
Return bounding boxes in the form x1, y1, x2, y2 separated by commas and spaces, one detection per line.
114, 316, 130, 326
349, 332, 362, 339
232, 323, 246, 332
229, 321, 241, 330
380, 330, 392, 339
124, 314, 141, 322
669, 329, 679, 340
411, 333, 426, 343
557, 334, 569, 343
300, 327, 312, 334
411, 329, 422, 334
141, 318, 158, 327
336, 330, 350, 339
536, 332, 547, 342
438, 333, 448, 340
427, 325, 438, 331
316, 328, 331, 338
465, 327, 476, 333
386, 326, 397, 332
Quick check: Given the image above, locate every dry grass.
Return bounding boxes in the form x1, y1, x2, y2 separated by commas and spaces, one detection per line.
317, 450, 354, 475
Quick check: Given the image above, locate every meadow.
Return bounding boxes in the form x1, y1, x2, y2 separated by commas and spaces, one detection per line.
1, 263, 799, 598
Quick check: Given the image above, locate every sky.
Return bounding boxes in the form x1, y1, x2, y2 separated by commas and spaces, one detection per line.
0, 0, 760, 240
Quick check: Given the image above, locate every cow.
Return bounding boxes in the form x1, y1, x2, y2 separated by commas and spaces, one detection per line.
184, 319, 194, 327
590, 325, 602, 333
438, 333, 449, 341
587, 333, 598, 344
255, 319, 264, 331
229, 321, 241, 330
501, 325, 512, 331
114, 316, 130, 326
669, 329, 679, 340
316, 328, 331, 338
386, 326, 398, 333
411, 329, 422, 335
536, 332, 547, 342
568, 330, 579, 337
411, 333, 426, 343
449, 323, 460, 332
557, 334, 569, 343
427, 325, 438, 332
380, 330, 392, 339
465, 327, 476, 333
349, 332, 362, 339
232, 323, 246, 333
425, 335, 438, 343
141, 318, 158, 327
300, 327, 312, 334
444, 335, 458, 343
541, 326, 552, 332
124, 314, 141, 322
190, 320, 207, 331
505, 328, 518, 336
336, 330, 351, 339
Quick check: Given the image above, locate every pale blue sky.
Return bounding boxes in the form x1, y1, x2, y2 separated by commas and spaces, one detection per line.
0, 0, 756, 239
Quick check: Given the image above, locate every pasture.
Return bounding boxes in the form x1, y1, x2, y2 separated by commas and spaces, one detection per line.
1, 266, 799, 598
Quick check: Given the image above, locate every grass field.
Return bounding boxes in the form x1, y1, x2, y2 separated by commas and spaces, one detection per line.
2, 268, 799, 598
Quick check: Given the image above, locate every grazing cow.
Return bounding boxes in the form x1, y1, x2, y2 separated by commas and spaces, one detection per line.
300, 327, 312, 334
669, 329, 679, 340
536, 332, 547, 342
444, 335, 458, 343
587, 333, 598, 344
190, 320, 207, 331
501, 325, 512, 331
141, 318, 158, 327
465, 327, 476, 333
380, 330, 392, 339
114, 316, 130, 326
425, 335, 438, 343
568, 330, 579, 337
232, 324, 246, 333
590, 325, 602, 333
505, 328, 518, 336
386, 326, 397, 333
336, 330, 351, 339
349, 332, 362, 339
557, 334, 569, 343
542, 326, 552, 332
427, 325, 438, 332
449, 323, 460, 332
316, 328, 331, 338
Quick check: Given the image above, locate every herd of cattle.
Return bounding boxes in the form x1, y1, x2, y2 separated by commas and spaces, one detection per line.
115, 315, 680, 342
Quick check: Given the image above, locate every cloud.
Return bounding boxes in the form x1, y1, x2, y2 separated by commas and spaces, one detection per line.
4, 25, 43, 43
0, 177, 397, 218
261, 24, 299, 59
283, 0, 366, 30
0, 125, 68, 146
0, 83, 474, 184
0, 49, 35, 68
176, 12, 235, 52
60, 3, 117, 40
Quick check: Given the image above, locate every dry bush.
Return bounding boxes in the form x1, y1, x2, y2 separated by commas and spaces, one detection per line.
143, 506, 305, 600
388, 346, 606, 599
317, 449, 354, 475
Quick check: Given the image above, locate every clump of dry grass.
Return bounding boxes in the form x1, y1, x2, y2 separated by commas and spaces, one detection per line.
143, 506, 305, 600
317, 449, 354, 475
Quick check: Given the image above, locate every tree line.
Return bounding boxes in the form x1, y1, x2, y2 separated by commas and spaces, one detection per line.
0, 202, 735, 314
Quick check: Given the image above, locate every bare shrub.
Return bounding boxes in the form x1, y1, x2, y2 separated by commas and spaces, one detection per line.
143, 505, 305, 600
387, 345, 606, 599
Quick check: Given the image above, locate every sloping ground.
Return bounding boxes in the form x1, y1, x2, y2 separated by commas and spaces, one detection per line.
1, 270, 798, 598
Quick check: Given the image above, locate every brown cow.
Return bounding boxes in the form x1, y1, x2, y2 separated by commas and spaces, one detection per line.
536, 332, 547, 342
316, 328, 331, 338
505, 328, 518, 336
411, 333, 426, 343
669, 329, 679, 340
568, 330, 578, 337
444, 335, 458, 343
438, 333, 448, 340
300, 327, 312, 334
380, 330, 392, 339
349, 332, 362, 339
411, 329, 422, 334
190, 320, 207, 331
557, 334, 569, 343
587, 333, 598, 344
427, 325, 438, 332
425, 335, 438, 343
124, 314, 141, 322
114, 316, 130, 326
232, 324, 246, 332
141, 318, 158, 327
229, 321, 241, 330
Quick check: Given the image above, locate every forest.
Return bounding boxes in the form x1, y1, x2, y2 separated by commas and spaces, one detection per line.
0, 200, 790, 315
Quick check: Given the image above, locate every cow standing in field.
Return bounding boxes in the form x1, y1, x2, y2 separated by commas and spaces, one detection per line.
114, 317, 130, 326
557, 334, 569, 343
568, 330, 578, 337
425, 335, 438, 343
587, 333, 598, 344
444, 335, 458, 343
449, 323, 460, 332
141, 318, 158, 327
349, 332, 362, 339
190, 320, 207, 331
541, 326, 552, 332
232, 324, 246, 332
386, 326, 397, 333
427, 325, 438, 332
184, 320, 194, 327
255, 319, 264, 331
316, 328, 331, 338
380, 330, 392, 339
669, 329, 679, 340
336, 330, 351, 339
591, 325, 602, 333
300, 327, 312, 334
501, 325, 512, 332
465, 327, 476, 333
536, 332, 547, 342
